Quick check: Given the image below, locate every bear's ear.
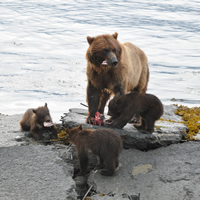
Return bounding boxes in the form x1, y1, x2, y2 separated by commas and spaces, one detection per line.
32, 109, 37, 114
112, 32, 118, 39
78, 124, 83, 130
65, 128, 70, 134
87, 36, 95, 45
45, 103, 47, 107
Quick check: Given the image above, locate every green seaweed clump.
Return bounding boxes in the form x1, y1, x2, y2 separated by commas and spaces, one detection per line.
175, 105, 200, 140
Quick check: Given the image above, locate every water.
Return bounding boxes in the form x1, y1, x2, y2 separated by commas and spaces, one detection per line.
1, 0, 200, 122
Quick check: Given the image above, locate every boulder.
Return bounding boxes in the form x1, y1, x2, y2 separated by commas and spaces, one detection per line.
61, 105, 188, 150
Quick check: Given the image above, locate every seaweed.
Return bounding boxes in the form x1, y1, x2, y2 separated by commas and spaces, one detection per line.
174, 105, 200, 140
159, 118, 183, 124
158, 105, 200, 140
55, 125, 70, 145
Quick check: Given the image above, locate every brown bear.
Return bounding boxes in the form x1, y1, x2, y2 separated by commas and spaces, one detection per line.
19, 103, 58, 140
65, 124, 122, 176
105, 91, 164, 134
85, 32, 149, 124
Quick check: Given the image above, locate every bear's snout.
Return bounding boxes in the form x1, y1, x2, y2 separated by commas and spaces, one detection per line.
110, 55, 118, 68
45, 118, 51, 122
107, 52, 118, 68
112, 60, 118, 67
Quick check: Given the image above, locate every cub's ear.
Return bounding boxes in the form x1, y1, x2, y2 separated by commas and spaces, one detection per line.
32, 109, 37, 114
78, 124, 83, 130
87, 36, 95, 45
45, 103, 47, 107
112, 32, 118, 39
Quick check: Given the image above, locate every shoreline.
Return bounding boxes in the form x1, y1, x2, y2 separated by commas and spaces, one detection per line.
1, 107, 200, 199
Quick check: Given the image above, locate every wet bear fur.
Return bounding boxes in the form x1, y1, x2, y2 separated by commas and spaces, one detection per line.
105, 91, 164, 133
85, 32, 149, 124
19, 103, 57, 140
66, 124, 123, 176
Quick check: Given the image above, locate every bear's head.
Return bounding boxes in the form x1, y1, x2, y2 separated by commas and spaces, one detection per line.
65, 124, 83, 142
86, 32, 122, 69
107, 95, 124, 117
33, 103, 52, 125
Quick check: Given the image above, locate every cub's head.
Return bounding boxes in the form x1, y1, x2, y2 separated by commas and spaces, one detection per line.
65, 124, 83, 139
107, 95, 124, 117
86, 32, 122, 69
33, 103, 52, 125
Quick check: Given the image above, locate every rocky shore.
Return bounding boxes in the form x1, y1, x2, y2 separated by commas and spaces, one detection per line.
1, 105, 200, 200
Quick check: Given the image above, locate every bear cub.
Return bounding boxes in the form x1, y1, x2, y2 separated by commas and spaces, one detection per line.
105, 91, 163, 134
66, 124, 122, 176
20, 103, 57, 140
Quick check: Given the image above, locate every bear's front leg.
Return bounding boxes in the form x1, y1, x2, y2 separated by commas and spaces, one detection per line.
105, 111, 133, 129
86, 81, 102, 124
98, 90, 111, 114
51, 125, 58, 139
105, 116, 129, 129
31, 127, 43, 141
76, 151, 89, 177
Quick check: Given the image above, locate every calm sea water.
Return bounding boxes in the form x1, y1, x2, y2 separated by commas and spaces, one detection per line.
1, 0, 200, 122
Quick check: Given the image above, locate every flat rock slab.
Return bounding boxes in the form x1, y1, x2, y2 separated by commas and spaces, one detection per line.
0, 113, 77, 200
61, 105, 188, 150
0, 145, 77, 200
88, 141, 200, 200
0, 114, 25, 147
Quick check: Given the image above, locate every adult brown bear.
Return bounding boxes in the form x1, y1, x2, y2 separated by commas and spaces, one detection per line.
85, 32, 149, 124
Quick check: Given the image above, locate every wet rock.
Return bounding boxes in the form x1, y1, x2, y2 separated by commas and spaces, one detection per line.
0, 114, 57, 146
0, 114, 25, 147
61, 105, 188, 150
14, 135, 26, 142
1, 106, 198, 199
0, 114, 78, 199
0, 145, 77, 200
59, 105, 200, 199
90, 193, 140, 200
88, 142, 200, 200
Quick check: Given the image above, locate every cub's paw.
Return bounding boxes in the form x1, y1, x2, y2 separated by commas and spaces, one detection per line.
100, 169, 114, 176
139, 129, 152, 134
104, 122, 112, 128
94, 163, 105, 170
